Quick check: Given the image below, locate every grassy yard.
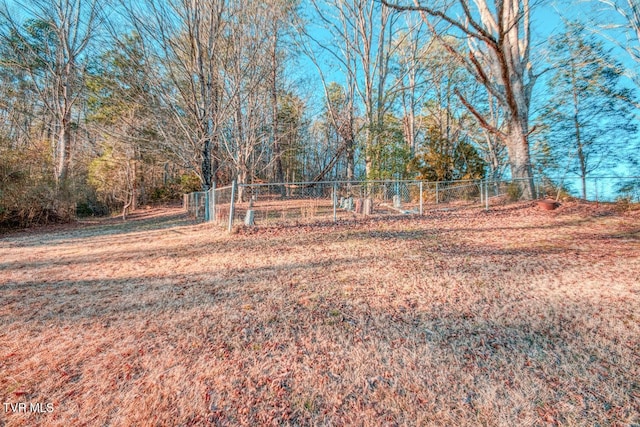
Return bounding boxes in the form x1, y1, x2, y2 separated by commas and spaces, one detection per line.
1, 203, 639, 426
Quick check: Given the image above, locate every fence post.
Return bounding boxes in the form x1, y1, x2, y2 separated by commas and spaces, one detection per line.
435, 182, 439, 205
183, 194, 188, 212
228, 180, 237, 233
332, 182, 337, 222
195, 193, 200, 219
209, 182, 216, 223
419, 181, 423, 216
204, 189, 210, 222
479, 180, 484, 205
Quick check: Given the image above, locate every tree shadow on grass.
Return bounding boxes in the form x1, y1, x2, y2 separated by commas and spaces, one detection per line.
0, 208, 198, 248
0, 244, 637, 426
0, 253, 375, 324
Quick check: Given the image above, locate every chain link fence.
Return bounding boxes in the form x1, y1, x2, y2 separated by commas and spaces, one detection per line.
183, 191, 207, 219
546, 176, 640, 203
185, 179, 485, 230
183, 183, 235, 227
183, 176, 639, 231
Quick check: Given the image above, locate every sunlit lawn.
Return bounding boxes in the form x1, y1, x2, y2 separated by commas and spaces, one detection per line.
1, 203, 638, 426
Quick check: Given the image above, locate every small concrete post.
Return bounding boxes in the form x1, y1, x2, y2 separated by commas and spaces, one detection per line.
435, 182, 439, 205
244, 211, 255, 226
393, 194, 401, 208
244, 198, 255, 226
363, 198, 373, 215
344, 196, 354, 211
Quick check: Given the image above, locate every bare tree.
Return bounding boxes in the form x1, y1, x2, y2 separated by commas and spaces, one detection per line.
0, 0, 101, 190
382, 0, 543, 199
593, 0, 640, 99
261, 0, 301, 192
122, 0, 227, 190
541, 22, 636, 198
219, 1, 273, 200
293, 10, 358, 181
317, 82, 357, 181
394, 17, 429, 157
308, 0, 406, 179
596, 0, 640, 62
266, 0, 298, 186
478, 93, 509, 180
0, 62, 38, 150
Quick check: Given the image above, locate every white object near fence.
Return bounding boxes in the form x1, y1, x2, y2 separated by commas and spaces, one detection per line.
244, 198, 255, 226
344, 197, 354, 211
244, 210, 255, 226
363, 198, 373, 215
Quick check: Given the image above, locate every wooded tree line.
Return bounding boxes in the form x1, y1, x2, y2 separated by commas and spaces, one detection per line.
0, 0, 638, 227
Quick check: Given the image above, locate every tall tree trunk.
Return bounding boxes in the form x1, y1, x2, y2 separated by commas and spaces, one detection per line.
577, 141, 587, 200
572, 73, 587, 200
346, 136, 355, 181
237, 166, 248, 202
271, 33, 284, 188
131, 157, 137, 211
403, 113, 415, 157
56, 109, 72, 189
382, 0, 538, 199
202, 137, 212, 190
211, 136, 219, 187
506, 117, 535, 199
211, 78, 220, 187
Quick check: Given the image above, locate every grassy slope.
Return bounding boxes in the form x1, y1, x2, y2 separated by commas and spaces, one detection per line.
0, 204, 639, 426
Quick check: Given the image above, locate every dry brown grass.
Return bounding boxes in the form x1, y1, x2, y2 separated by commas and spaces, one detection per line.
1, 202, 639, 426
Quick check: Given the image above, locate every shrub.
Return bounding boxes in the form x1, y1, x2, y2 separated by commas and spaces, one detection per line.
0, 144, 75, 229
179, 173, 202, 193
506, 182, 523, 202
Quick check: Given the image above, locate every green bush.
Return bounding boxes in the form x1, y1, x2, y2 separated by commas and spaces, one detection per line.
148, 184, 182, 203
506, 182, 523, 202
179, 173, 202, 193
76, 197, 110, 217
